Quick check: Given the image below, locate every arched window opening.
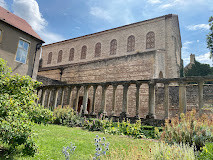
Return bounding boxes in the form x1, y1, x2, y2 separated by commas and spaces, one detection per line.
57, 50, 63, 63
77, 96, 91, 113
159, 71, 163, 79
81, 45, 87, 59
110, 39, 117, 55
95, 42, 101, 57
47, 52, 52, 64
127, 35, 135, 52
146, 31, 155, 49
69, 48, 74, 61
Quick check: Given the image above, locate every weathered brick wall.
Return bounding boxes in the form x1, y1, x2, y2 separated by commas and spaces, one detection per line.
155, 84, 213, 119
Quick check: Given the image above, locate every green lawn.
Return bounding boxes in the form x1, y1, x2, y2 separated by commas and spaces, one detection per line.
1, 124, 155, 160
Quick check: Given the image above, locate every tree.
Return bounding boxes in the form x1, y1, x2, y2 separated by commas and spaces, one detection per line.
185, 60, 213, 77
207, 16, 213, 59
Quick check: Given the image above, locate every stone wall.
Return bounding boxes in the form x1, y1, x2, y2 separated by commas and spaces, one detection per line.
155, 84, 213, 119
39, 14, 181, 79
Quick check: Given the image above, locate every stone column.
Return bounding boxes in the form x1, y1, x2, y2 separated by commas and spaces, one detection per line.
100, 85, 108, 115
91, 85, 98, 115
74, 86, 81, 111
164, 82, 169, 119
60, 87, 65, 107
82, 85, 90, 115
146, 81, 156, 119
179, 81, 187, 114
120, 83, 130, 118
53, 87, 60, 110
47, 88, 52, 110
41, 88, 46, 107
67, 86, 73, 108
135, 83, 141, 119
198, 81, 204, 116
111, 84, 118, 116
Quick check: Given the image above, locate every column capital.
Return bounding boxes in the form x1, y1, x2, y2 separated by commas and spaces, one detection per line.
136, 82, 142, 88
148, 80, 156, 86
122, 82, 130, 88
83, 85, 90, 90
101, 84, 109, 89
197, 80, 204, 84
75, 85, 81, 90
112, 83, 118, 88
93, 85, 98, 90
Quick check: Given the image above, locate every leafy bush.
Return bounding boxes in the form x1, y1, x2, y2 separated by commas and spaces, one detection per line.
160, 109, 213, 150
199, 143, 213, 160
53, 106, 84, 127
0, 58, 53, 156
84, 118, 162, 139
151, 142, 196, 160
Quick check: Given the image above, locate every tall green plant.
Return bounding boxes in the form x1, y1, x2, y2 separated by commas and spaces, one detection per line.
0, 58, 53, 156
160, 109, 213, 150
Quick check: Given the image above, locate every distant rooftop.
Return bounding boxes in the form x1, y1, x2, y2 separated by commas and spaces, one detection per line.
0, 6, 44, 42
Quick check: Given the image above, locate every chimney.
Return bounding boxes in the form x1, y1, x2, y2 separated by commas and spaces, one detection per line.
190, 54, 195, 64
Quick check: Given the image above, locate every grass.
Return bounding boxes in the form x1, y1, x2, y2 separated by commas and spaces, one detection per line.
0, 124, 156, 160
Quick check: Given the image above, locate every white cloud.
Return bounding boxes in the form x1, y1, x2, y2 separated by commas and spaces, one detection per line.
12, 0, 64, 44
0, 0, 8, 9
90, 7, 112, 22
13, 0, 47, 32
182, 41, 193, 49
88, 0, 136, 25
38, 30, 65, 45
159, 0, 213, 10
186, 24, 209, 31
196, 52, 213, 66
147, 0, 161, 4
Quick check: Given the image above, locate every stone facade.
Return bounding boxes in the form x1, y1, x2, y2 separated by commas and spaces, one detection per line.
38, 14, 183, 118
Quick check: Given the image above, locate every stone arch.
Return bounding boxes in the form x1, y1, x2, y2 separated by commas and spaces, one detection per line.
127, 35, 135, 52
69, 48, 74, 61
146, 31, 155, 49
95, 42, 101, 57
159, 71, 163, 78
110, 39, 117, 55
57, 50, 63, 63
81, 45, 87, 59
47, 52, 52, 64
77, 96, 91, 113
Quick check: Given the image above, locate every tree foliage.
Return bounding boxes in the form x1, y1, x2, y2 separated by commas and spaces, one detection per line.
185, 60, 213, 77
207, 16, 213, 59
0, 58, 53, 156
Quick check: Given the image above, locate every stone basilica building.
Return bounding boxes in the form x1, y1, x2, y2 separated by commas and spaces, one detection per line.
38, 14, 182, 119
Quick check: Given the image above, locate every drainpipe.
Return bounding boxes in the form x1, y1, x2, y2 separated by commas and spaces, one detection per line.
31, 42, 42, 78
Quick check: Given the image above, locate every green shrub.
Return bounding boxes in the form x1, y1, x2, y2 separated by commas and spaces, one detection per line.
160, 109, 213, 150
53, 106, 84, 127
199, 143, 213, 160
0, 58, 53, 156
151, 142, 196, 160
84, 118, 147, 138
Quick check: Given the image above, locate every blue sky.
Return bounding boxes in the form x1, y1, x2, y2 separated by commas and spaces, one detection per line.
1, 0, 213, 66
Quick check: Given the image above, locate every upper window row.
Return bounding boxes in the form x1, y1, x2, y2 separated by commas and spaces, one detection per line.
47, 32, 155, 64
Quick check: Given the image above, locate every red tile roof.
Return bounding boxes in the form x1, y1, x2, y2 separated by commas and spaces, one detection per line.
0, 6, 44, 42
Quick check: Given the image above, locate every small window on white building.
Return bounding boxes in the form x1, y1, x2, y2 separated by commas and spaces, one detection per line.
15, 39, 30, 64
